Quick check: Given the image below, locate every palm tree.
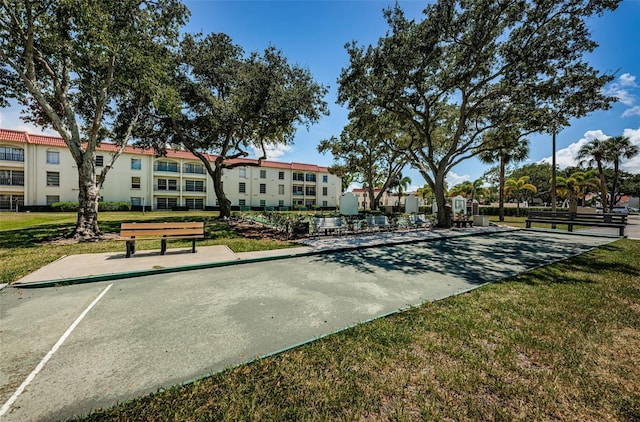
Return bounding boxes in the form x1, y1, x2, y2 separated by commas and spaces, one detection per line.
389, 174, 412, 210
479, 128, 529, 221
577, 137, 609, 211
504, 176, 537, 216
605, 135, 639, 212
556, 171, 599, 212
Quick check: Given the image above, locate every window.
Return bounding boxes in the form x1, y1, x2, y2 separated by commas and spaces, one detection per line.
131, 158, 142, 170
260, 169, 267, 179
239, 199, 246, 206
278, 171, 285, 180
278, 200, 285, 207
259, 200, 266, 207
305, 186, 316, 196
293, 186, 303, 196
46, 150, 60, 164
322, 175, 328, 183
131, 177, 141, 189
293, 172, 304, 181
239, 167, 247, 178
239, 182, 246, 193
46, 171, 60, 187
323, 187, 328, 196
183, 163, 205, 174
322, 201, 328, 207
156, 179, 177, 191
185, 198, 204, 210
155, 161, 178, 172
260, 183, 266, 194
46, 195, 60, 205
185, 180, 205, 192
278, 184, 285, 195
130, 197, 142, 206
0, 146, 24, 162
0, 170, 24, 186
156, 197, 177, 210
95, 155, 104, 167
305, 173, 316, 182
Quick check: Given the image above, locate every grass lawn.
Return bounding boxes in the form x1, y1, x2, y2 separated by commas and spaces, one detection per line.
0, 211, 296, 284
73, 237, 640, 421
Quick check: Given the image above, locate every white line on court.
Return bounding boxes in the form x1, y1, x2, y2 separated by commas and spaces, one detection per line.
0, 283, 113, 418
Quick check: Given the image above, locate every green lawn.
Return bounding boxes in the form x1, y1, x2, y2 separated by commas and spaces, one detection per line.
0, 211, 296, 284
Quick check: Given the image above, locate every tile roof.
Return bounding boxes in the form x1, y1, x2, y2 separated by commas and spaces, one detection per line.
0, 128, 329, 173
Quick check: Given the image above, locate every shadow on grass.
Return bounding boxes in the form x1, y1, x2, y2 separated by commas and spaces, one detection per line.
0, 215, 237, 249
310, 231, 615, 286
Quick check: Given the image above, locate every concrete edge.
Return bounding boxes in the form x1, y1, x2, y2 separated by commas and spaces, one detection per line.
11, 228, 521, 289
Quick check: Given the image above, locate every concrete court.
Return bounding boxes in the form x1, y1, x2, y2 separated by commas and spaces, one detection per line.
0, 230, 618, 421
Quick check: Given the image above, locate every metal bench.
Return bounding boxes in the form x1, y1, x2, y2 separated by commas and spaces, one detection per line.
366, 215, 394, 232
119, 222, 205, 258
313, 217, 344, 237
525, 211, 627, 237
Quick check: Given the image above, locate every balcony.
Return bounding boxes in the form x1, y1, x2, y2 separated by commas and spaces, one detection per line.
0, 152, 24, 162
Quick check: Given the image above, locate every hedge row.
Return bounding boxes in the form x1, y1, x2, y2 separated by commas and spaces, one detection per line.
50, 201, 132, 212
478, 206, 568, 216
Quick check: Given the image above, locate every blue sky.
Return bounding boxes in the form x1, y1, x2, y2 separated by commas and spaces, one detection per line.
1, 0, 639, 192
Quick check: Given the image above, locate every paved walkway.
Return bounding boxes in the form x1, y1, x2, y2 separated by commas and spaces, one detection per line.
0, 227, 620, 421
13, 226, 512, 286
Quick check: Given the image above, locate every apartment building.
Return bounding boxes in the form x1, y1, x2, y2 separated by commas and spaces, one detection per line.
0, 129, 341, 211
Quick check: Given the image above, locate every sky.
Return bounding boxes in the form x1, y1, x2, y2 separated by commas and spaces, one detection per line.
1, 0, 639, 192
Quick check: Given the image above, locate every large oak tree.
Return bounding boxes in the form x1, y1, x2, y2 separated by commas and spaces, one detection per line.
338, 0, 619, 227
0, 0, 188, 239
136, 33, 328, 218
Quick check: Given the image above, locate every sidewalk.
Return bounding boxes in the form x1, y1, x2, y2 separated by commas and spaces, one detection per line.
14, 226, 513, 287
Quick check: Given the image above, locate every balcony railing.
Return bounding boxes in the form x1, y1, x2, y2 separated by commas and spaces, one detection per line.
0, 176, 24, 186
0, 152, 24, 162
184, 186, 206, 192
154, 185, 180, 192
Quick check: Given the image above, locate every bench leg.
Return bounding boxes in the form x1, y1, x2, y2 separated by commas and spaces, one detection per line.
161, 238, 167, 255
191, 239, 196, 253
568, 224, 573, 232
126, 241, 135, 258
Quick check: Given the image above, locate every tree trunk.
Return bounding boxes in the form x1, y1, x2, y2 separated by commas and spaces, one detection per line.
597, 161, 608, 212
213, 163, 231, 219
498, 156, 506, 222
610, 162, 619, 213
74, 157, 101, 240
434, 172, 451, 228
368, 186, 377, 211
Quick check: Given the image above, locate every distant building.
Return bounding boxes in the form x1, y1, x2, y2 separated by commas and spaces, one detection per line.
0, 128, 341, 211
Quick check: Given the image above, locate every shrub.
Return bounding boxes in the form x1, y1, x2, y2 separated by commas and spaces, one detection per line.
50, 201, 131, 212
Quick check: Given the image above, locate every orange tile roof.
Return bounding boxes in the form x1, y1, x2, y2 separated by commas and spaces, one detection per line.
0, 128, 330, 172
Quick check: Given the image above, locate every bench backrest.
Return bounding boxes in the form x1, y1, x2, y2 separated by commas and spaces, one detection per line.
367, 215, 390, 226
314, 217, 342, 229
527, 211, 627, 224
120, 222, 204, 238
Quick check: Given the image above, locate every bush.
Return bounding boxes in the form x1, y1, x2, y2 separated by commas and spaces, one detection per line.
50, 201, 131, 212
478, 206, 568, 216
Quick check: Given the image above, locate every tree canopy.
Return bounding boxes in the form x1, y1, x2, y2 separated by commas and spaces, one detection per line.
0, 0, 189, 238
338, 0, 619, 227
135, 33, 329, 218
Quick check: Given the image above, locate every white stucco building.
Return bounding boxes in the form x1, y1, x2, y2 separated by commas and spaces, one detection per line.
0, 129, 341, 211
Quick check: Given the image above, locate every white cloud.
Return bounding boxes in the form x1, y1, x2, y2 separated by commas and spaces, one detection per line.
445, 171, 470, 187
620, 73, 637, 87
539, 128, 640, 174
622, 106, 640, 118
620, 127, 640, 174
605, 73, 638, 107
539, 130, 609, 169
250, 143, 293, 160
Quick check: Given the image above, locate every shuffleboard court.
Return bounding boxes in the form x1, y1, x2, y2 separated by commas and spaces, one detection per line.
0, 230, 615, 421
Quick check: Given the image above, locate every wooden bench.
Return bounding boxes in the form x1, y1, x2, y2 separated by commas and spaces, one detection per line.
525, 211, 627, 237
119, 222, 205, 258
